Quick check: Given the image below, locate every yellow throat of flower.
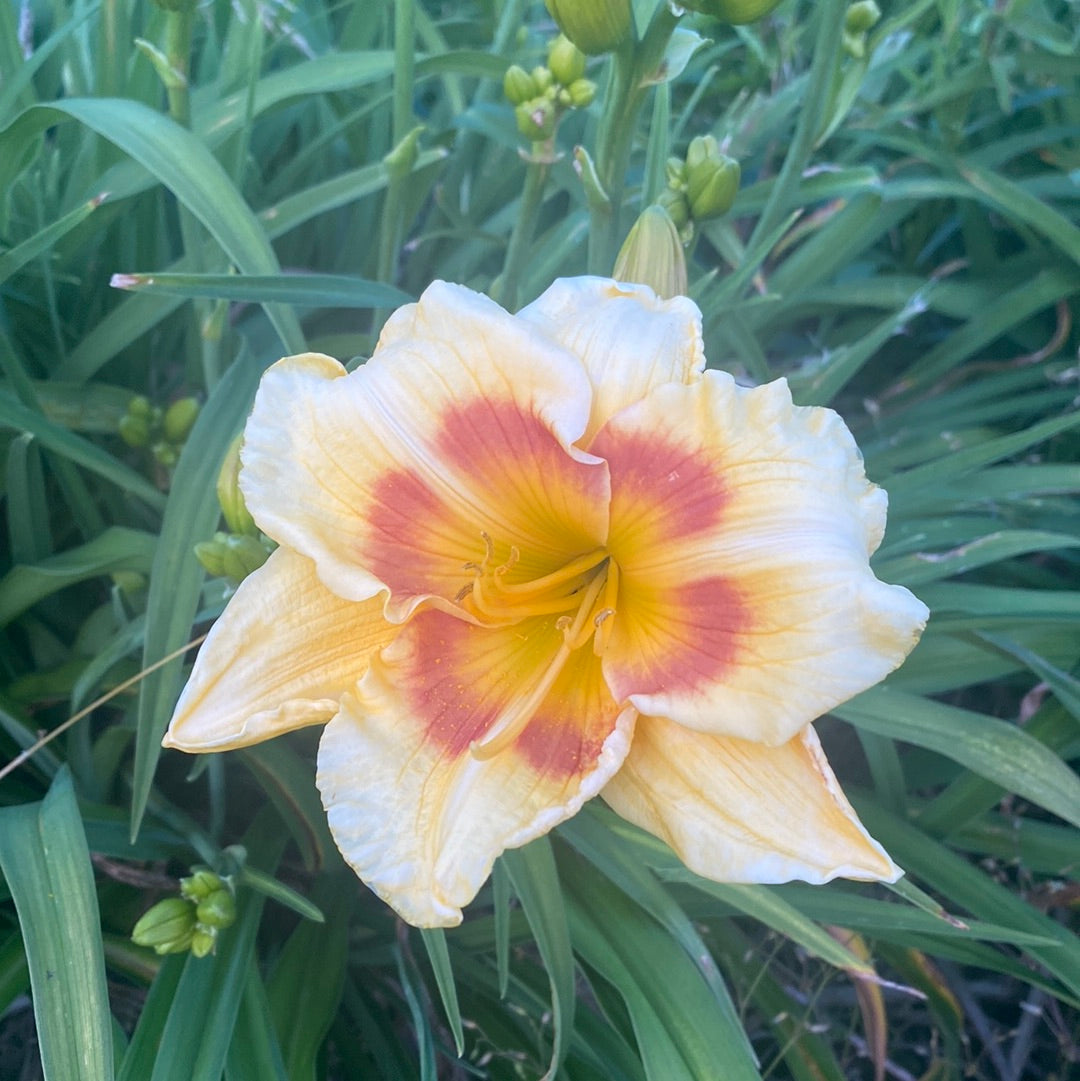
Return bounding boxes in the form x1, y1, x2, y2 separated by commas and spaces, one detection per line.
457, 534, 619, 760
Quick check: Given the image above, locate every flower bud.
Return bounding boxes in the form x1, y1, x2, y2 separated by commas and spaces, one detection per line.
680, 0, 783, 24
665, 156, 688, 191
503, 64, 537, 105
613, 205, 689, 300
515, 98, 558, 142
151, 441, 179, 468
531, 65, 555, 95
128, 395, 153, 420
216, 434, 257, 536
685, 135, 740, 220
196, 888, 236, 930
131, 897, 196, 955
547, 34, 586, 86
383, 125, 424, 181
845, 0, 881, 34
565, 78, 596, 109
221, 533, 271, 582
162, 396, 200, 443
194, 535, 228, 578
190, 928, 216, 959
181, 868, 225, 903
118, 414, 151, 449
544, 0, 632, 56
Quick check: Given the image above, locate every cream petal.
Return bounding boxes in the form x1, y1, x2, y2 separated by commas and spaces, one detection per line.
315, 608, 634, 927
518, 276, 705, 445
594, 373, 928, 745
239, 284, 609, 621
163, 546, 396, 752
239, 287, 609, 626
603, 717, 899, 884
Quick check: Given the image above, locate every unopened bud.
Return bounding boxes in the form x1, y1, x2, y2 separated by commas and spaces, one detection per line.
685, 135, 740, 220
565, 78, 596, 109
680, 0, 783, 24
383, 125, 424, 181
118, 414, 150, 449
152, 441, 179, 468
221, 533, 271, 582
216, 435, 257, 536
162, 396, 200, 443
515, 98, 558, 141
190, 928, 216, 958
503, 64, 537, 105
128, 395, 153, 420
194, 535, 228, 578
181, 868, 225, 903
544, 0, 632, 55
665, 156, 688, 191
131, 898, 196, 955
547, 34, 586, 86
613, 205, 689, 300
196, 888, 236, 930
845, 0, 881, 34
531, 65, 555, 95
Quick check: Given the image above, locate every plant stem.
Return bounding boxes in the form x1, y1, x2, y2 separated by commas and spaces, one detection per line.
376, 0, 416, 290
494, 152, 550, 312
587, 5, 680, 274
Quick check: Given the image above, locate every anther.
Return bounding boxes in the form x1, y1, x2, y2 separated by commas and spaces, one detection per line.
593, 607, 615, 627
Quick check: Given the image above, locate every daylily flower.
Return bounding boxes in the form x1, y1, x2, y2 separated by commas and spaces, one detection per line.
164, 277, 928, 928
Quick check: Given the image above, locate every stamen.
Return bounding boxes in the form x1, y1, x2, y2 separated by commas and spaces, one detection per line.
494, 546, 520, 580
593, 561, 619, 656
495, 547, 608, 598
561, 572, 609, 651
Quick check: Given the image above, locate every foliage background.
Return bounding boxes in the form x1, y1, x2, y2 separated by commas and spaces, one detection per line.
0, 0, 1078, 1078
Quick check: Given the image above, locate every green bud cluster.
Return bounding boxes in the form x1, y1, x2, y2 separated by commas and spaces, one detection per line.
842, 0, 881, 58
658, 134, 741, 241
503, 35, 596, 144
119, 394, 200, 469
131, 870, 236, 959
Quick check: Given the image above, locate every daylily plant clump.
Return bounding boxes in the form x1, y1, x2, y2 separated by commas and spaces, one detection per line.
165, 277, 927, 928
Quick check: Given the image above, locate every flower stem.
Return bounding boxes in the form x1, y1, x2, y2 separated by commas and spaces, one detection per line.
159, 2, 224, 389
587, 5, 680, 274
493, 152, 550, 312
376, 0, 416, 290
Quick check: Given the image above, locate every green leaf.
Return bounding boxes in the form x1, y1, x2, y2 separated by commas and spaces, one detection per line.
959, 160, 1080, 265
0, 99, 305, 353
0, 390, 166, 510
0, 194, 106, 285
267, 878, 351, 1079
130, 349, 263, 841
419, 929, 465, 1056
502, 838, 575, 1081
0, 768, 114, 1081
565, 866, 761, 1081
111, 271, 412, 309
0, 526, 157, 628
837, 686, 1080, 830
